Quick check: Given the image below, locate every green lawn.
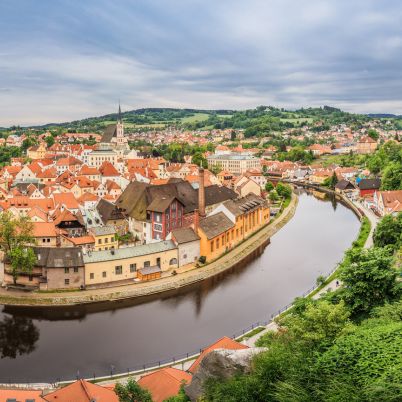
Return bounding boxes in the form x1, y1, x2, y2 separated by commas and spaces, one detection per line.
180, 113, 210, 123
280, 117, 314, 124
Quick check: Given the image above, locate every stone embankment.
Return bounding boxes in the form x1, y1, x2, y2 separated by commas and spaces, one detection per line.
0, 194, 298, 307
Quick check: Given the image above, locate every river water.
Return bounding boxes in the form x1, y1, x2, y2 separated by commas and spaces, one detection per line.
0, 190, 360, 383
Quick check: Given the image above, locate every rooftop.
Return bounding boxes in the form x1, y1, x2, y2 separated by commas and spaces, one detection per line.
83, 240, 176, 263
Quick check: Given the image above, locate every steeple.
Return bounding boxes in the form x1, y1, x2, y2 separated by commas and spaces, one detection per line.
118, 101, 122, 123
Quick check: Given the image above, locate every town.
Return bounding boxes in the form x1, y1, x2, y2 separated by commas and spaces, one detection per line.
0, 106, 401, 291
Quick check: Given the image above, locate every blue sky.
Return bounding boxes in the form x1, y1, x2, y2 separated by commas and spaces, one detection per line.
1, 0, 402, 126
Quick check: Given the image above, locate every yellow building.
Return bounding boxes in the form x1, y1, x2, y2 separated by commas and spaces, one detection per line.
27, 143, 47, 160
83, 240, 178, 285
89, 225, 118, 251
198, 193, 270, 262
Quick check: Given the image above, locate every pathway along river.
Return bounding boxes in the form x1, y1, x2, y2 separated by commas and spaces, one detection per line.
0, 189, 360, 383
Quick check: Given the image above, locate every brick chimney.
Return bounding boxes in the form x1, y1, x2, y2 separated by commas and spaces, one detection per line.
193, 208, 200, 232
198, 167, 206, 217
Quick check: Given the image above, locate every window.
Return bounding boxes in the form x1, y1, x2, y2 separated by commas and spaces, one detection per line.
216, 238, 219, 248
47, 238, 50, 243
42, 238, 46, 243
90, 273, 94, 279
115, 265, 122, 275
98, 239, 102, 244
144, 261, 150, 268
222, 235, 225, 245
105, 238, 108, 244
74, 267, 78, 273
102, 271, 107, 278
64, 268, 69, 274
210, 241, 214, 252
65, 279, 70, 285
169, 258, 177, 265
130, 263, 136, 273
154, 223, 163, 231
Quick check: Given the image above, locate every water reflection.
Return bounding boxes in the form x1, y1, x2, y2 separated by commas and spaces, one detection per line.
0, 315, 39, 359
0, 191, 360, 382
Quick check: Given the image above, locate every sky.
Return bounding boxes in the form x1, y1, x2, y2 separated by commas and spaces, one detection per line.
1, 0, 402, 126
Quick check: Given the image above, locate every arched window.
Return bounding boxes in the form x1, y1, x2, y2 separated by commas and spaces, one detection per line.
169, 258, 178, 265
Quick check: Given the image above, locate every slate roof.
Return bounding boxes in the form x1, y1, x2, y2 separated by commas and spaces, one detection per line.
199, 212, 234, 239
117, 181, 237, 221
101, 124, 117, 143
358, 178, 381, 190
83, 240, 176, 263
223, 193, 266, 216
96, 198, 126, 224
147, 196, 177, 212
335, 180, 356, 190
89, 225, 116, 236
34, 247, 84, 269
171, 227, 200, 244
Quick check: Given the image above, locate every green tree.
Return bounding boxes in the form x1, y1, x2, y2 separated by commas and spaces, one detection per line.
373, 213, 402, 249
265, 181, 274, 192
278, 301, 350, 350
8, 247, 36, 285
0, 212, 36, 285
340, 247, 399, 315
269, 189, 279, 202
381, 162, 402, 190
323, 172, 338, 189
276, 182, 292, 199
367, 128, 379, 140
191, 152, 208, 169
45, 135, 55, 148
115, 378, 153, 402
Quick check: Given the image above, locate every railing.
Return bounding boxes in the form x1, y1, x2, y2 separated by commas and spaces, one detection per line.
28, 266, 338, 386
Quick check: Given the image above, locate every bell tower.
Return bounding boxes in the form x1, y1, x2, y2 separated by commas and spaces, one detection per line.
116, 101, 124, 141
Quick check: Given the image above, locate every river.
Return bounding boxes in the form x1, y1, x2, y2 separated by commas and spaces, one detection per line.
0, 189, 360, 383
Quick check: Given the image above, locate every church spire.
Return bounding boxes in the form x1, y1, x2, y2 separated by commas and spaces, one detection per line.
118, 101, 122, 123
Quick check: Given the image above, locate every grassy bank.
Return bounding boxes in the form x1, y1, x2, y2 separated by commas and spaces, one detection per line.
308, 216, 371, 298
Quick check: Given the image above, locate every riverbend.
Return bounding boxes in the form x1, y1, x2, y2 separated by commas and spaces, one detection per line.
0, 189, 360, 382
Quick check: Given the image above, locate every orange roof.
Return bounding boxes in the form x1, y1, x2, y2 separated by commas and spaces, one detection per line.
79, 164, 100, 176
33, 222, 58, 237
0, 388, 45, 401
78, 192, 99, 203
189, 337, 248, 373
138, 368, 192, 402
64, 235, 95, 245
53, 192, 79, 210
99, 161, 120, 177
44, 379, 118, 402
37, 167, 58, 179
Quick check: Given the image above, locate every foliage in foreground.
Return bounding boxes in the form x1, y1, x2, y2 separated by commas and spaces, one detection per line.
115, 378, 153, 402
202, 219, 402, 402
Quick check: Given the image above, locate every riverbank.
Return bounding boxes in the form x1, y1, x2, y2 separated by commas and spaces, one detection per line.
0, 194, 298, 307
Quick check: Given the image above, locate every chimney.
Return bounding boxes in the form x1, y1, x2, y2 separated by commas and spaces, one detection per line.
193, 208, 200, 232
198, 167, 206, 218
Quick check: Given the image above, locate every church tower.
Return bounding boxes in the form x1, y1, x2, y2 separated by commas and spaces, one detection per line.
116, 102, 124, 140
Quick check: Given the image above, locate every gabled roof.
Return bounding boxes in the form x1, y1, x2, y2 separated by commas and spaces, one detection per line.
96, 198, 126, 223
138, 368, 192, 402
171, 227, 200, 244
335, 180, 356, 190
99, 161, 120, 177
44, 379, 118, 401
199, 212, 234, 239
101, 124, 117, 143
358, 178, 381, 190
53, 192, 80, 210
188, 336, 248, 373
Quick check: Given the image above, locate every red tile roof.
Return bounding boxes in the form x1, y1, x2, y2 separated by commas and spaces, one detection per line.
138, 368, 192, 402
44, 379, 118, 402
